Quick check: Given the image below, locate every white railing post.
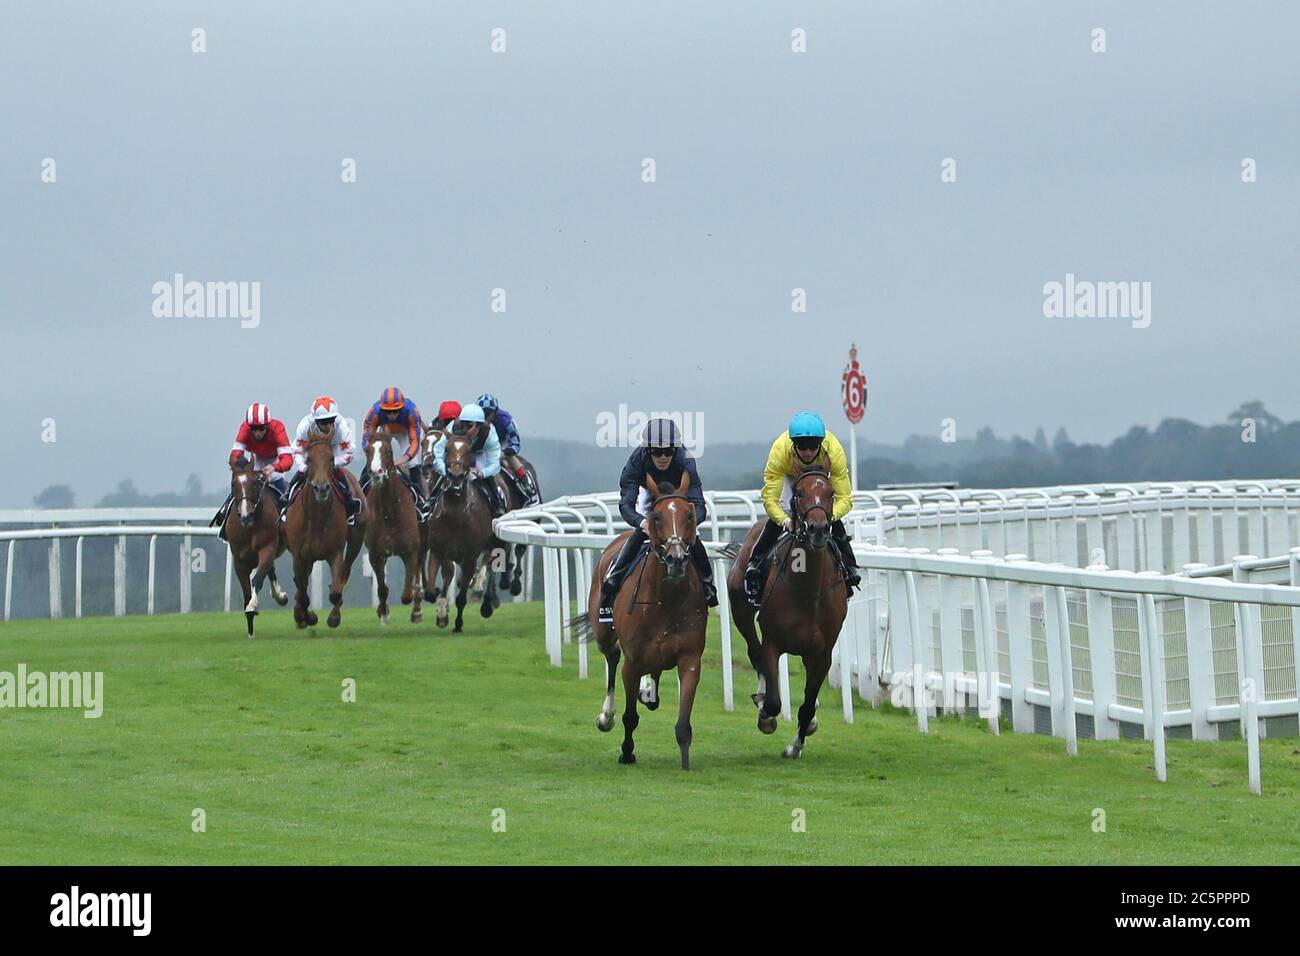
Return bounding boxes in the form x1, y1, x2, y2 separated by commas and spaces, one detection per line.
147, 535, 157, 615
179, 534, 193, 614
1290, 549, 1300, 734
970, 553, 1000, 734
1004, 562, 1035, 734
904, 570, 928, 733
4, 540, 15, 621
74, 536, 84, 619
223, 543, 233, 613
935, 549, 964, 715
713, 556, 735, 712
114, 534, 126, 616
48, 537, 62, 619
543, 547, 561, 667
1137, 591, 1168, 783
1046, 584, 1077, 755
1084, 575, 1120, 740
1180, 564, 1215, 741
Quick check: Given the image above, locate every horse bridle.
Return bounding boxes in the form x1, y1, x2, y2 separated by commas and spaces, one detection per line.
648, 494, 695, 563
235, 461, 267, 515
791, 470, 832, 540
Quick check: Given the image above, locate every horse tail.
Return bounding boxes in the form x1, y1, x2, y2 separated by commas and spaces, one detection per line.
568, 611, 596, 645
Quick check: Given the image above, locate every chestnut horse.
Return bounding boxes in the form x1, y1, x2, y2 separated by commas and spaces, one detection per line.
224, 454, 288, 638
495, 455, 541, 597
578, 472, 707, 770
363, 438, 424, 625
725, 470, 848, 758
423, 433, 499, 631
284, 435, 367, 628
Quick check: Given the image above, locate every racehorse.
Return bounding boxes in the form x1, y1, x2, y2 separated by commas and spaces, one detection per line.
224, 453, 288, 638
363, 437, 424, 625
725, 470, 849, 758
423, 433, 500, 631
284, 435, 367, 629
577, 472, 707, 770
495, 455, 541, 596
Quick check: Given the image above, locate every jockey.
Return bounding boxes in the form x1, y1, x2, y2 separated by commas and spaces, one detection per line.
742, 411, 861, 606
283, 396, 364, 525
475, 393, 541, 506
430, 404, 507, 518
422, 399, 462, 501
359, 386, 426, 512
211, 403, 294, 540
596, 418, 717, 624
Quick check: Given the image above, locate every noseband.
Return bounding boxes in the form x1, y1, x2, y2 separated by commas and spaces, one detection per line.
792, 471, 832, 540
650, 494, 693, 563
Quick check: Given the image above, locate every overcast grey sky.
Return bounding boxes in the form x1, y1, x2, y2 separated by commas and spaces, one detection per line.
2, 1, 1298, 506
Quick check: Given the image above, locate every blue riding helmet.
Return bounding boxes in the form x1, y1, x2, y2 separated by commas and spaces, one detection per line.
476, 394, 500, 414
789, 411, 825, 440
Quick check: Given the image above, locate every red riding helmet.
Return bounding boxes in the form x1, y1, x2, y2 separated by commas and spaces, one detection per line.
438, 400, 462, 421
245, 403, 271, 427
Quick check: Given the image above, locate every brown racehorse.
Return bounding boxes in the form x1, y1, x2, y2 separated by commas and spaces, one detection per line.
423, 433, 500, 631
363, 438, 424, 625
726, 470, 849, 758
495, 455, 541, 596
224, 454, 288, 638
579, 472, 707, 770
284, 435, 367, 629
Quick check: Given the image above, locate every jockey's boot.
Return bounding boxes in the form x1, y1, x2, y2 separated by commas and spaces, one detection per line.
480, 478, 507, 519
518, 468, 541, 506
690, 538, 719, 608
597, 529, 648, 624
743, 519, 783, 607
212, 493, 235, 541
831, 519, 862, 592
359, 464, 372, 495
280, 473, 305, 523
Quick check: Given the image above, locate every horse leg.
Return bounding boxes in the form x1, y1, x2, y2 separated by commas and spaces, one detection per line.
453, 560, 470, 632
784, 650, 831, 759
510, 544, 526, 595
370, 549, 389, 625
433, 556, 452, 628
405, 549, 423, 624
675, 655, 702, 771
757, 639, 782, 734
268, 567, 288, 605
235, 554, 256, 638
293, 554, 316, 628
732, 601, 765, 709
326, 554, 345, 628
423, 545, 440, 604
596, 643, 621, 732
480, 550, 499, 618
638, 671, 661, 711
619, 662, 641, 765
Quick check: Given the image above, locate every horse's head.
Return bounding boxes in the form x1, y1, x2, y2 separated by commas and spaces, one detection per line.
646, 470, 696, 583
368, 438, 394, 487
792, 470, 833, 551
305, 435, 335, 502
443, 434, 474, 492
230, 454, 263, 527
422, 427, 443, 464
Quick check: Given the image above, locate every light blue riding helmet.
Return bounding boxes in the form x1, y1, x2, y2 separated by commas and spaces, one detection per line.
458, 404, 487, 424
789, 411, 825, 440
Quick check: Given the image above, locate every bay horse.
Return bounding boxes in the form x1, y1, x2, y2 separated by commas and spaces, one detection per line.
494, 455, 541, 596
578, 471, 707, 770
284, 435, 367, 629
224, 454, 288, 638
363, 438, 424, 625
423, 432, 499, 631
725, 470, 849, 758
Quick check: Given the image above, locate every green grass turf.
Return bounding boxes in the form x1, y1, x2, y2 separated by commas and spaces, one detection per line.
1, 601, 1297, 865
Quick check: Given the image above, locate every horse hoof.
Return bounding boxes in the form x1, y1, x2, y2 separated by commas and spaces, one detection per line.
618, 752, 637, 765
498, 573, 511, 590
453, 624, 463, 634
436, 617, 448, 629
245, 611, 256, 639
411, 610, 423, 624
596, 714, 615, 732
480, 603, 494, 619
805, 717, 819, 736
758, 715, 778, 735
273, 591, 288, 606
379, 613, 389, 626
510, 579, 522, 597
782, 745, 803, 759
327, 612, 341, 628
305, 613, 318, 627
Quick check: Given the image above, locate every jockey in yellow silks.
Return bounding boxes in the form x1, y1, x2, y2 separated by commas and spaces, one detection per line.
743, 411, 861, 605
